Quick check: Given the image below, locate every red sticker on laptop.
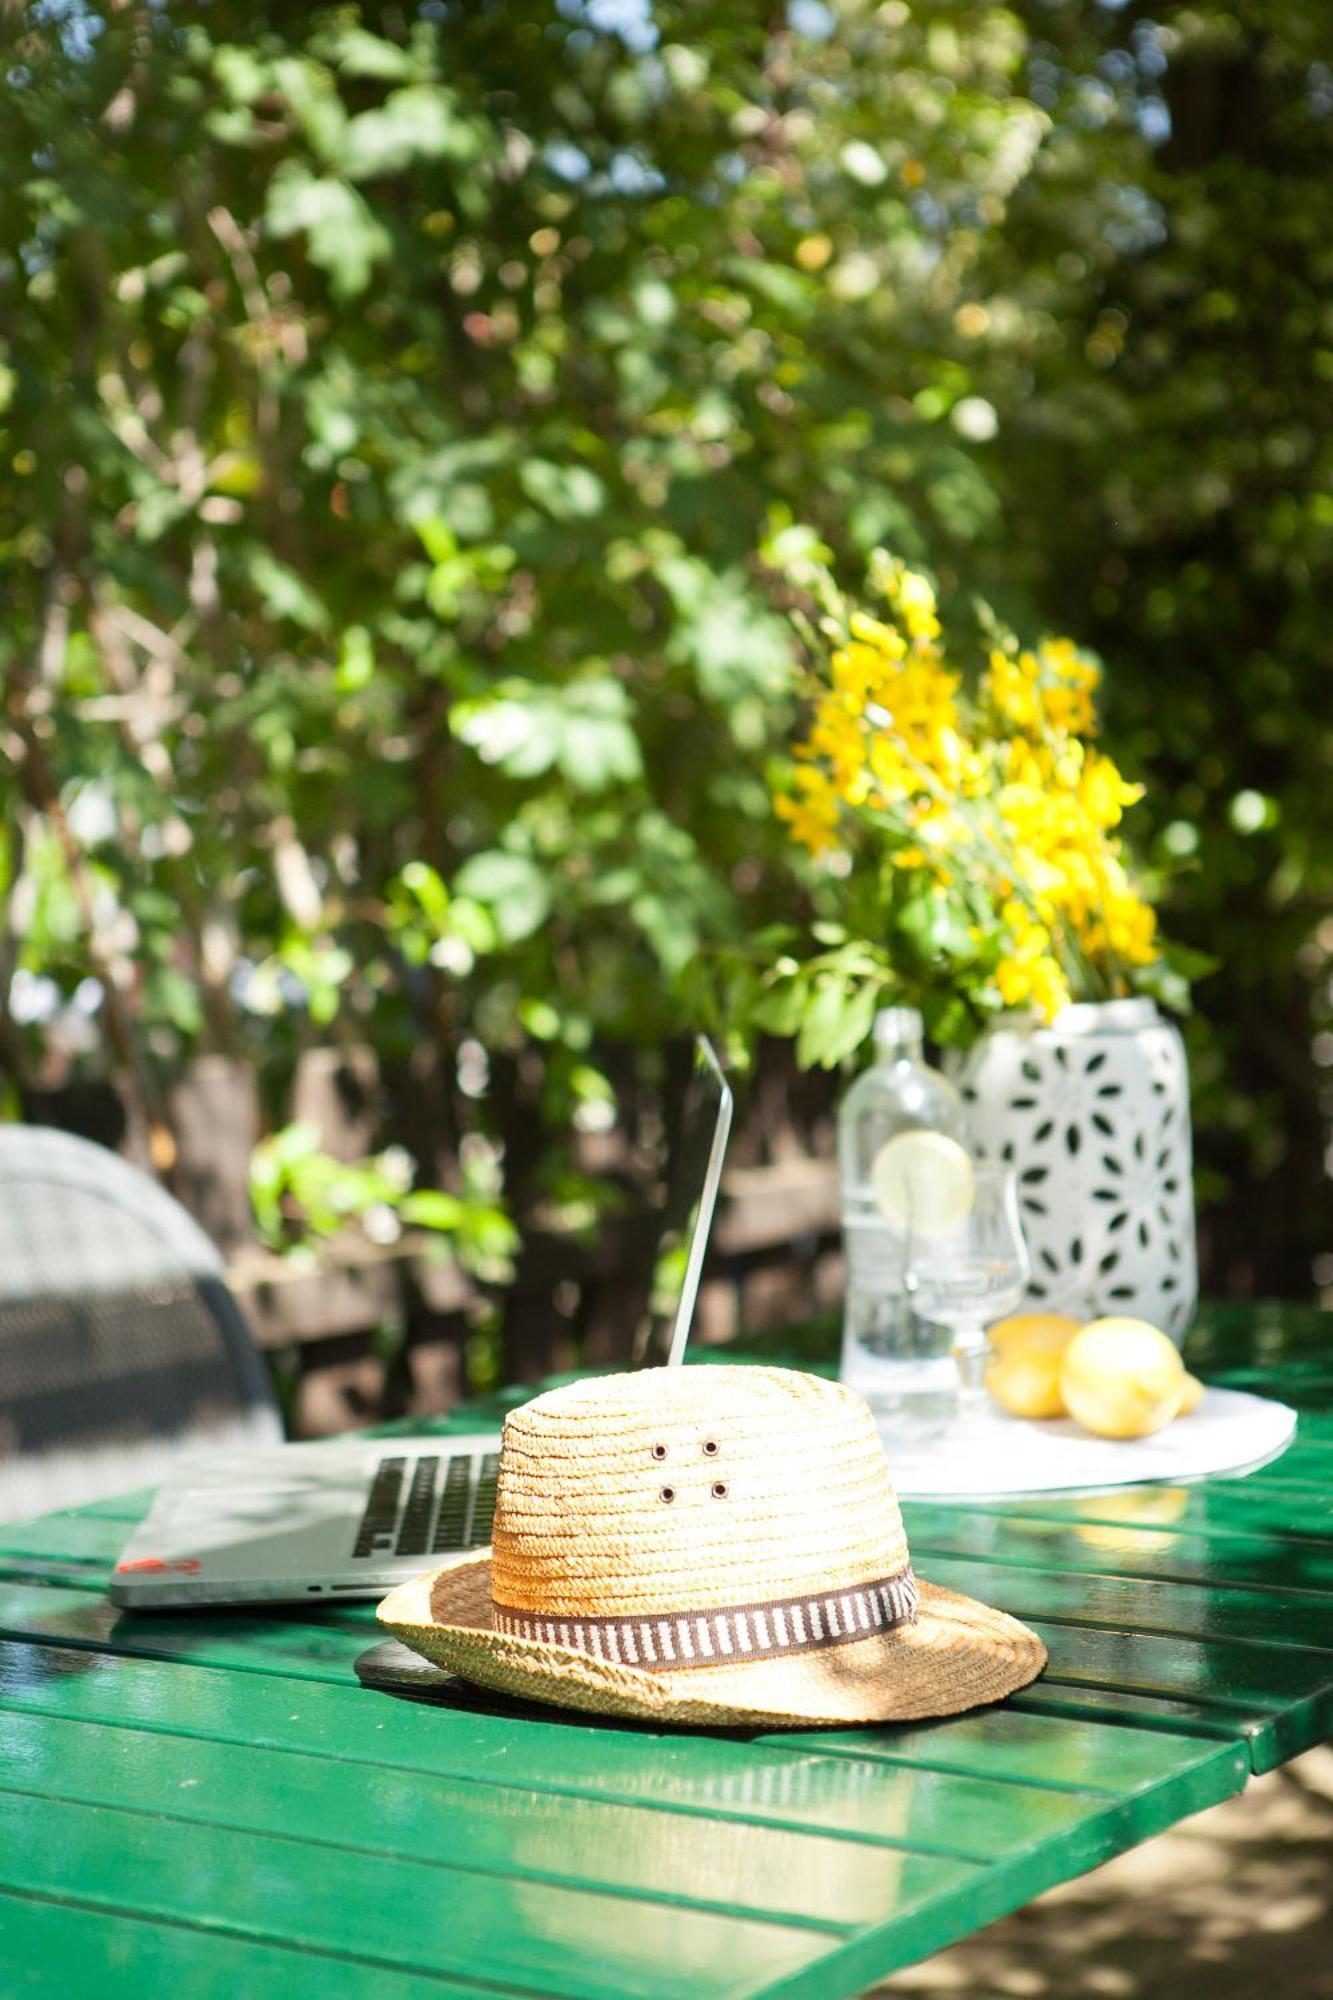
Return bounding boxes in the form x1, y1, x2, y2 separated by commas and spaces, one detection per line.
114, 1557, 201, 1574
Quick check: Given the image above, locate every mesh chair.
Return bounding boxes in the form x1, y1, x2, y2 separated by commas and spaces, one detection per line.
0, 1125, 281, 1521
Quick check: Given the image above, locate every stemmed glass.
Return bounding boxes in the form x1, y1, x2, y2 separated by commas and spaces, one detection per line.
902, 1163, 1030, 1409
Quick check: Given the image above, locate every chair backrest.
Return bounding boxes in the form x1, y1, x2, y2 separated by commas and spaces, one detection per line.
0, 1124, 282, 1520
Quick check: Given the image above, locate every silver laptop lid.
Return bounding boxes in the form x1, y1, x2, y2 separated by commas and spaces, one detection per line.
631, 1037, 732, 1369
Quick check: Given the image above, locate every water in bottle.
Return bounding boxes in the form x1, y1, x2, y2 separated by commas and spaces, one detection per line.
838, 1007, 968, 1435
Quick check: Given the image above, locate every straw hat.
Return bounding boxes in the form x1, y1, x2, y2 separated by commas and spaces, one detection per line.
378, 1365, 1045, 1727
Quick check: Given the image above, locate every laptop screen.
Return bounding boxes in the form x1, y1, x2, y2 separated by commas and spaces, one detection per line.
630, 1038, 733, 1369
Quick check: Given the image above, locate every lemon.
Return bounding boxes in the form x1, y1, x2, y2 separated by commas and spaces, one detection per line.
1059, 1316, 1186, 1440
987, 1311, 1082, 1360
985, 1348, 1066, 1420
870, 1130, 975, 1237
1176, 1370, 1205, 1415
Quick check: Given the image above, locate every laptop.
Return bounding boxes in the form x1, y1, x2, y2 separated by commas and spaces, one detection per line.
111, 1039, 733, 1610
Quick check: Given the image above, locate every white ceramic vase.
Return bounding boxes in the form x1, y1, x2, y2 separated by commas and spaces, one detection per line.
948, 998, 1197, 1342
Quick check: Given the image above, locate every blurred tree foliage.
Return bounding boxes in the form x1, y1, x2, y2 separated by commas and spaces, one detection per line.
1, 0, 1329, 1300
990, 0, 1333, 1294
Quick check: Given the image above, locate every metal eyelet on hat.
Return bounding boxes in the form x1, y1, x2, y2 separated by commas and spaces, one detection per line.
659, 1485, 676, 1503
711, 1480, 729, 1499
702, 1439, 719, 1456
651, 1443, 668, 1461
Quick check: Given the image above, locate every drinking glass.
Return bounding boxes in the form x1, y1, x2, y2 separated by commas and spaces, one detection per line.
902, 1163, 1030, 1405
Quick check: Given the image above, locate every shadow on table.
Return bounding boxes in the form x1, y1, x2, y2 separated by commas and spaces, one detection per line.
873, 1747, 1333, 2000
355, 1637, 770, 1737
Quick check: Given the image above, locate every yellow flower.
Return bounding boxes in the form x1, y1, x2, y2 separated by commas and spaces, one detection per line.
1037, 638, 1100, 737
874, 559, 942, 646
774, 766, 841, 855
1111, 899, 1157, 964
995, 898, 1072, 1019
984, 638, 1101, 740
807, 697, 869, 801
995, 948, 1071, 1019
895, 571, 941, 645
870, 659, 963, 786
832, 639, 901, 708
866, 729, 914, 802
1030, 955, 1073, 1018
772, 554, 1163, 1007
819, 610, 964, 806
1080, 749, 1143, 831
993, 650, 1041, 733
1099, 875, 1158, 964
895, 799, 963, 877
848, 611, 907, 659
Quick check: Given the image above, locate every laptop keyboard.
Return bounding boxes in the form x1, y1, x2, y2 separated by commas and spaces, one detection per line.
352, 1449, 500, 1562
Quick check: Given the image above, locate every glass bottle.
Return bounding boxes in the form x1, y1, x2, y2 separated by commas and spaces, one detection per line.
837, 1006, 967, 1435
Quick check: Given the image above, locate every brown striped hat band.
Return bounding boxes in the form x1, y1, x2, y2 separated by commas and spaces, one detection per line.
491, 1564, 919, 1672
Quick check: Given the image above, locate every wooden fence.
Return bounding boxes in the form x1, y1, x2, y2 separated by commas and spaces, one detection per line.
23, 1040, 845, 1436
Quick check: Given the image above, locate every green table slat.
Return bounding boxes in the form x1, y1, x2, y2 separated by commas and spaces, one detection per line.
0, 1707, 979, 1931
943, 1483, 1333, 1537
0, 1300, 1329, 1998
1011, 1679, 1257, 1746
0, 1559, 109, 1591
0, 1790, 836, 2000
1027, 1626, 1333, 1771
0, 1513, 132, 1566
0, 1579, 382, 1680
0, 1647, 1245, 2000
919, 1550, 1333, 1653
907, 1500, 1333, 1596
0, 1644, 1079, 1868
56, 1486, 158, 1520
791, 1705, 1238, 1794
0, 1891, 529, 2000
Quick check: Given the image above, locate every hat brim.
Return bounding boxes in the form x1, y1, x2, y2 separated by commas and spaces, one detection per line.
377, 1553, 1046, 1727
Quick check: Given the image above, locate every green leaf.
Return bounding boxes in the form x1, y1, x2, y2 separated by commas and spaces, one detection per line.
557, 681, 642, 790
397, 860, 451, 929
270, 55, 347, 162
750, 978, 806, 1037
728, 258, 812, 315
248, 550, 330, 632
896, 884, 977, 967
519, 459, 607, 521
315, 24, 425, 81
412, 515, 457, 566
343, 86, 484, 180
826, 980, 879, 1065
453, 679, 640, 792
265, 163, 390, 298
841, 139, 889, 187
399, 1189, 464, 1231
1162, 941, 1221, 982
336, 624, 375, 691
657, 556, 795, 710
795, 976, 851, 1070
212, 45, 269, 104
561, 713, 640, 788
920, 991, 976, 1049
631, 891, 698, 975
452, 851, 552, 944
454, 692, 561, 779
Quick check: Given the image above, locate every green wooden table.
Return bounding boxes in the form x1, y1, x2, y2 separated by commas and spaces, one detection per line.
1, 1302, 1330, 1999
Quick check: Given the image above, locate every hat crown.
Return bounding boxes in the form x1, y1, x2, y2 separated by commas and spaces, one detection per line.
489, 1366, 909, 1620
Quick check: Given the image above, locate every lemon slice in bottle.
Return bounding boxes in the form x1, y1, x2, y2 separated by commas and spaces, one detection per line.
870, 1130, 976, 1237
